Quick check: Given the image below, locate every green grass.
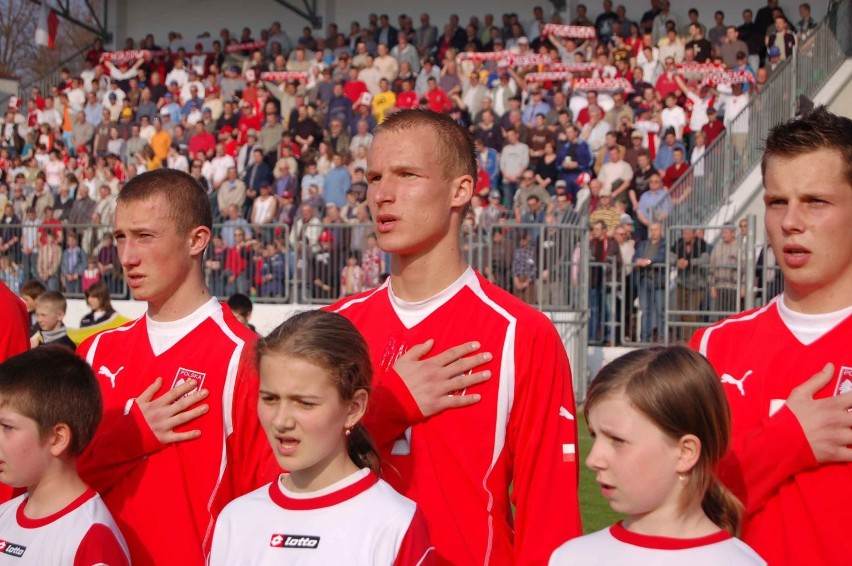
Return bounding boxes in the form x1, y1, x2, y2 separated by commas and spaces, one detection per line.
578, 412, 623, 533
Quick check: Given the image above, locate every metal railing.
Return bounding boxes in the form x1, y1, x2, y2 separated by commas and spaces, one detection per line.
664, 2, 849, 229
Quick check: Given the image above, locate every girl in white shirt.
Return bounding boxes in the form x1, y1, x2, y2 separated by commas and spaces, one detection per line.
550, 346, 765, 566
210, 310, 433, 565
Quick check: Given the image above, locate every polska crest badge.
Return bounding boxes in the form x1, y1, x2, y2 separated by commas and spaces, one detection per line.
833, 366, 852, 397
172, 367, 206, 396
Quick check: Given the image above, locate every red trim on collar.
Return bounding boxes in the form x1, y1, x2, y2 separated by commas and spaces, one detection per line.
269, 472, 378, 510
610, 521, 732, 550
17, 488, 97, 528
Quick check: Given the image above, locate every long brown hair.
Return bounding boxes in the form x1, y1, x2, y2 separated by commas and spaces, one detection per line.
256, 310, 380, 474
584, 346, 743, 535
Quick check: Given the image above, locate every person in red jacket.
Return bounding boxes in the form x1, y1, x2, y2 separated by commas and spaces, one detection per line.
689, 107, 852, 566
77, 169, 277, 566
328, 109, 582, 564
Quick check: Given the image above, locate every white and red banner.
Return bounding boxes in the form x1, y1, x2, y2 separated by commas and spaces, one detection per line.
258, 71, 307, 82
524, 72, 573, 83
701, 70, 756, 86
225, 40, 266, 54
542, 23, 597, 39
99, 49, 169, 63
677, 62, 727, 75
572, 77, 635, 93
35, 2, 59, 49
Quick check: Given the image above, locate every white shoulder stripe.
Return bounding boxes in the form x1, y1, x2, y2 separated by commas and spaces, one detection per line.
699, 298, 778, 356
464, 276, 517, 566
85, 317, 143, 366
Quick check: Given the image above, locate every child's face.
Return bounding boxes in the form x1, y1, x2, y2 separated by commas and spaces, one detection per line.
86, 294, 101, 311
257, 354, 366, 491
36, 303, 63, 332
585, 393, 687, 524
0, 405, 52, 489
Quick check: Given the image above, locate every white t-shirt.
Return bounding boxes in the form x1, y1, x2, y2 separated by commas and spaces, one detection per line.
0, 489, 129, 565
550, 522, 765, 565
210, 468, 433, 565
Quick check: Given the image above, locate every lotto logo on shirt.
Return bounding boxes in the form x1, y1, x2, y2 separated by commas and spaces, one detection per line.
269, 534, 320, 549
0, 539, 26, 557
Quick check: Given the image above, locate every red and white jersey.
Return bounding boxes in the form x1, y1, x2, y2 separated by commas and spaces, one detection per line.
77, 298, 279, 566
0, 488, 129, 565
330, 268, 582, 565
690, 297, 852, 566
549, 522, 765, 565
210, 468, 434, 565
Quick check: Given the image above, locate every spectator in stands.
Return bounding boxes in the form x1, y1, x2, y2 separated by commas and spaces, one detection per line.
636, 171, 671, 231
511, 229, 537, 304
60, 231, 86, 294
597, 145, 634, 203
672, 227, 709, 342
709, 225, 743, 313
654, 127, 685, 172
588, 219, 621, 343
500, 128, 529, 209
796, 2, 817, 35
633, 221, 670, 342
767, 15, 796, 60
589, 189, 621, 234
663, 146, 689, 189
685, 22, 712, 63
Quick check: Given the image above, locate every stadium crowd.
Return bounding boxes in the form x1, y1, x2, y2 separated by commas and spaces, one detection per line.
0, 0, 815, 336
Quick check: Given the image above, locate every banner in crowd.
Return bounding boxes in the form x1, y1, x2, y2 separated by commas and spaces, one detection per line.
100, 49, 169, 63
457, 52, 600, 74
701, 70, 756, 86
524, 71, 573, 83
542, 23, 598, 39
258, 71, 307, 82
225, 40, 266, 54
677, 62, 727, 75
571, 77, 634, 93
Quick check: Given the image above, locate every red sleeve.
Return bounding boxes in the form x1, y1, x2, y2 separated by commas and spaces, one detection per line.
361, 368, 425, 450
509, 313, 583, 564
393, 507, 435, 566
73, 523, 130, 566
688, 330, 819, 518
212, 342, 279, 524
0, 283, 29, 361
76, 400, 165, 494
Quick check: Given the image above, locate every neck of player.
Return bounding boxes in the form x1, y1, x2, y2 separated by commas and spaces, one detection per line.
782, 283, 852, 315
25, 459, 88, 520
149, 273, 212, 322
390, 241, 469, 303
624, 496, 721, 539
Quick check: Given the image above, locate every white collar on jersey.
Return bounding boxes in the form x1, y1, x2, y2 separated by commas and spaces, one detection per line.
777, 294, 852, 346
388, 266, 476, 329
146, 297, 221, 356
276, 467, 370, 500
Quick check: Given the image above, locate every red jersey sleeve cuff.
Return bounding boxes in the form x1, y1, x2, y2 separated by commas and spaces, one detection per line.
385, 369, 424, 423
128, 399, 166, 455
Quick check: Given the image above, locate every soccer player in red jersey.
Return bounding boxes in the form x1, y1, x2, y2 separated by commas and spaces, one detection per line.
689, 108, 852, 565
76, 169, 277, 566
328, 109, 582, 564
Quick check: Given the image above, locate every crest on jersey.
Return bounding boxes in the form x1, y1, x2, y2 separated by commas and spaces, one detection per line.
833, 366, 852, 397
171, 367, 206, 396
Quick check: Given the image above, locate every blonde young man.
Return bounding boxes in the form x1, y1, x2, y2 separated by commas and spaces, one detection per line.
329, 109, 582, 564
